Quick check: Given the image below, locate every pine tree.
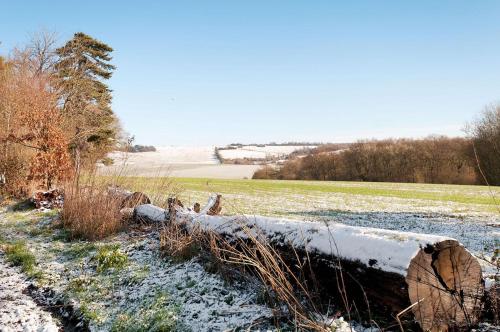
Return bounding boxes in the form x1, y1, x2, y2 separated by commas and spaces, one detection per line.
55, 32, 118, 173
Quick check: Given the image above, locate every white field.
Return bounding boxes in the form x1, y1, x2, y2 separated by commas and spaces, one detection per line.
101, 146, 261, 179
218, 145, 314, 159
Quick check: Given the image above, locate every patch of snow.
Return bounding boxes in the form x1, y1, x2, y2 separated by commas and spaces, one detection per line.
0, 256, 60, 332
135, 204, 167, 223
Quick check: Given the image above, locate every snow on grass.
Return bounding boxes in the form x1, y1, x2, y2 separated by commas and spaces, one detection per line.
0, 255, 60, 332
0, 208, 273, 332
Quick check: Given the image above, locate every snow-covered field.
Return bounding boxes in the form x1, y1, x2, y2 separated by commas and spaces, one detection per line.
99, 145, 314, 178
109, 146, 219, 165
218, 145, 314, 159
100, 146, 261, 178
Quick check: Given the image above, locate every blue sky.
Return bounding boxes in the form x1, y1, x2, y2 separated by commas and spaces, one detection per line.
2, 1, 500, 145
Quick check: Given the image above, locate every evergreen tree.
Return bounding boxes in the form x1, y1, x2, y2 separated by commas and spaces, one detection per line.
55, 32, 118, 172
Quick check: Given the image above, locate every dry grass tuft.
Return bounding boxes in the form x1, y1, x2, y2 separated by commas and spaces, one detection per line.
159, 221, 201, 261
61, 181, 124, 240
205, 225, 327, 331
61, 169, 178, 240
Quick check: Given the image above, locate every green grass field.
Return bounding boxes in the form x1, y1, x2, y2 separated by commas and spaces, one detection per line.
173, 178, 500, 206
122, 177, 500, 214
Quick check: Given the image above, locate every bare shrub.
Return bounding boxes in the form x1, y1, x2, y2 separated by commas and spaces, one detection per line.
251, 166, 278, 179
468, 104, 500, 186
62, 167, 178, 240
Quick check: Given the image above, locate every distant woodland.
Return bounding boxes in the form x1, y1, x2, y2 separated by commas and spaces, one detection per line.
254, 108, 500, 186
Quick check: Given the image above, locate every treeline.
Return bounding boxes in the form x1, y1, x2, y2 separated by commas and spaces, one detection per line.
117, 145, 156, 153
0, 32, 119, 196
226, 142, 324, 147
254, 136, 480, 185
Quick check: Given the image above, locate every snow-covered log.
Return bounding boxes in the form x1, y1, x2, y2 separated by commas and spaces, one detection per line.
133, 204, 167, 223
133, 196, 484, 330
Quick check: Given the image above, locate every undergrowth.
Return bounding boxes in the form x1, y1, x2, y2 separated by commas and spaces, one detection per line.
61, 171, 178, 240
4, 241, 36, 275
111, 292, 179, 332
61, 181, 124, 240
94, 244, 128, 273
159, 214, 328, 331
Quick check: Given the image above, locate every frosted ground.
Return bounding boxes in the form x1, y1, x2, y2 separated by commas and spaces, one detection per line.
102, 146, 261, 179
1, 178, 499, 331
100, 145, 312, 179
0, 209, 275, 331
172, 179, 500, 263
0, 257, 59, 332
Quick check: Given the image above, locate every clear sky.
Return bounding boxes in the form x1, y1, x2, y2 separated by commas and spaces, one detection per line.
1, 1, 500, 145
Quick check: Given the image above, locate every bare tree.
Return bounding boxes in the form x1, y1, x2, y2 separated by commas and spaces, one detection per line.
9, 30, 58, 78
27, 30, 58, 75
467, 104, 500, 186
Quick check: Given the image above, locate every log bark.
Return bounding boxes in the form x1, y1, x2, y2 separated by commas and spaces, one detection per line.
107, 186, 151, 208
133, 195, 484, 330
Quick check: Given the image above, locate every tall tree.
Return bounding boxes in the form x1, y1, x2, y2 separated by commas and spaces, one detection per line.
468, 104, 500, 185
55, 32, 118, 174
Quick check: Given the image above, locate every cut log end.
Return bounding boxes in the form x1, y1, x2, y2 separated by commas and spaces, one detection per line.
406, 240, 484, 331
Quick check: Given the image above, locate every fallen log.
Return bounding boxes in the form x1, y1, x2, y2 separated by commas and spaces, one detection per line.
107, 186, 151, 208
134, 204, 167, 223
133, 196, 484, 331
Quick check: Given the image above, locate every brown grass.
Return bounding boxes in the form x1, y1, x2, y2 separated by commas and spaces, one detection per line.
61, 181, 124, 240
159, 214, 328, 331
159, 221, 201, 261
206, 225, 328, 331
61, 170, 178, 240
